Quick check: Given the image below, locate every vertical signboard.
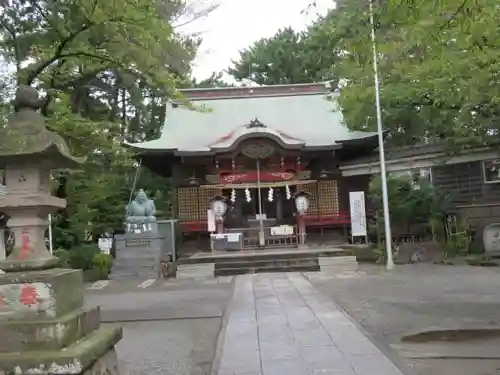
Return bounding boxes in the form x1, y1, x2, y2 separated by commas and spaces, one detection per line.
349, 191, 368, 240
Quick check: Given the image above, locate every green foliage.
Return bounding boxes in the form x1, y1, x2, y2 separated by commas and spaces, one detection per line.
92, 252, 114, 280
368, 174, 448, 235
230, 0, 500, 147
64, 243, 100, 271
189, 72, 234, 88
54, 248, 71, 268
0, 0, 197, 90
54, 245, 113, 280
0, 0, 203, 245
328, 0, 500, 146
227, 26, 338, 85
444, 218, 473, 257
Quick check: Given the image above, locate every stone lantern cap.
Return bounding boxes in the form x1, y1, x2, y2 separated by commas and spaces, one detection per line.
0, 85, 86, 168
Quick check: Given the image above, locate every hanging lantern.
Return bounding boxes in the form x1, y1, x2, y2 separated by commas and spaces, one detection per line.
245, 188, 251, 202
268, 187, 274, 202
295, 194, 309, 214
230, 189, 236, 203
211, 199, 227, 219
285, 185, 291, 200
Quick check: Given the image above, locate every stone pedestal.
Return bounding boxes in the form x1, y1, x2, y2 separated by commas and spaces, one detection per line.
0, 268, 122, 374
112, 231, 165, 279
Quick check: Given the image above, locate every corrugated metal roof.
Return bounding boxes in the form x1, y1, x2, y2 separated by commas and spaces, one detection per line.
125, 84, 378, 154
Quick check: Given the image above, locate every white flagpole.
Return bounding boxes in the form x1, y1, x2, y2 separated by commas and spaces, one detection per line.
48, 214, 54, 255
369, 0, 394, 270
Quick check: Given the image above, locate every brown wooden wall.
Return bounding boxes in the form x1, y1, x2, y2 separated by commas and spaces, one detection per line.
338, 175, 371, 213
432, 161, 500, 207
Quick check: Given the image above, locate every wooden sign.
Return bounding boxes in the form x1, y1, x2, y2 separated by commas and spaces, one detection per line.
220, 172, 295, 184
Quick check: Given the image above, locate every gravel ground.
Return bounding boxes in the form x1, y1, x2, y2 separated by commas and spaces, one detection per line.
85, 278, 234, 375
111, 318, 222, 375
307, 264, 500, 375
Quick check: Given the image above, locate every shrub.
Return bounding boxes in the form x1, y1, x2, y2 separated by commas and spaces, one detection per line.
92, 253, 114, 280
53, 244, 113, 281
369, 175, 448, 239
53, 248, 71, 268
68, 243, 100, 271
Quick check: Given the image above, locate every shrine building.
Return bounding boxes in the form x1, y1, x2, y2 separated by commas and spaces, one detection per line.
125, 82, 380, 251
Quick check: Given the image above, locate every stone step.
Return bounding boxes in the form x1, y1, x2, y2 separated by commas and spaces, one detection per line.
178, 248, 352, 265
214, 264, 320, 277
112, 262, 157, 268
109, 272, 158, 280
116, 254, 158, 262
214, 257, 319, 270
177, 263, 214, 279
319, 255, 359, 270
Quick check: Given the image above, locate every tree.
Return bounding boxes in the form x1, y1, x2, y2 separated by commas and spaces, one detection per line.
227, 25, 339, 85
189, 71, 234, 88
229, 0, 500, 147
328, 0, 500, 146
0, 0, 207, 247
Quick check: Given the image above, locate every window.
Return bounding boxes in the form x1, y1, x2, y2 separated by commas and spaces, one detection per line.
483, 160, 500, 183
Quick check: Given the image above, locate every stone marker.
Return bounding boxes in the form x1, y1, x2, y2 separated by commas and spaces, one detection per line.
0, 85, 122, 375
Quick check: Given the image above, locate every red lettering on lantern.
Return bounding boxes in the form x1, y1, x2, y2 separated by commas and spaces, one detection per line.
19, 228, 31, 260
20, 284, 39, 306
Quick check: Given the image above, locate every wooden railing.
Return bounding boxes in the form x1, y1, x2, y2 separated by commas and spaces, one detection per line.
301, 212, 351, 226
179, 210, 365, 233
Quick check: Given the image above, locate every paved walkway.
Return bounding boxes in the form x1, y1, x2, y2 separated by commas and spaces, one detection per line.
217, 273, 405, 375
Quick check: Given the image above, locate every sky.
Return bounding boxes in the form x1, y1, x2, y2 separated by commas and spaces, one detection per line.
180, 0, 333, 80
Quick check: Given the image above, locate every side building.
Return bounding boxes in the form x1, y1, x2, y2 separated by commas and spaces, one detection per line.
342, 144, 500, 232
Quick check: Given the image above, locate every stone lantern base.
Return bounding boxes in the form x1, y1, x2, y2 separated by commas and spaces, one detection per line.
0, 268, 122, 375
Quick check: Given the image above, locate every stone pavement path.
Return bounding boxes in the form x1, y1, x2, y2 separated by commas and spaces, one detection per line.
217, 273, 405, 375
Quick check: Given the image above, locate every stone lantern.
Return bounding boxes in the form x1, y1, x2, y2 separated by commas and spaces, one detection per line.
0, 86, 122, 374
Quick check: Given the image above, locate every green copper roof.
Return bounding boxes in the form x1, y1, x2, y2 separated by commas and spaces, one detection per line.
125, 83, 378, 155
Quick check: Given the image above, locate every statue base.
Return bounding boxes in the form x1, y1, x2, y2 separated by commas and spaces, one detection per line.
0, 269, 122, 375
112, 231, 166, 279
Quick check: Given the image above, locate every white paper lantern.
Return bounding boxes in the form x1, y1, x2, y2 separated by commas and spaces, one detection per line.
268, 187, 274, 202
230, 189, 236, 203
295, 195, 309, 214
211, 199, 227, 218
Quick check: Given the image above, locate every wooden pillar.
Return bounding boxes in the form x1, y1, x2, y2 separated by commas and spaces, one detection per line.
170, 186, 178, 219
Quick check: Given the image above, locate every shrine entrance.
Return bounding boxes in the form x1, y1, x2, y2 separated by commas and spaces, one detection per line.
201, 135, 318, 249
222, 184, 302, 249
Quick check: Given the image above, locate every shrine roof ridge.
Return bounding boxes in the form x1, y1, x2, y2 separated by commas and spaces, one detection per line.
178, 82, 332, 101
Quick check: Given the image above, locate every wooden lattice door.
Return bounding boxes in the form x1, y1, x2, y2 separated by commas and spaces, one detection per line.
317, 180, 340, 214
